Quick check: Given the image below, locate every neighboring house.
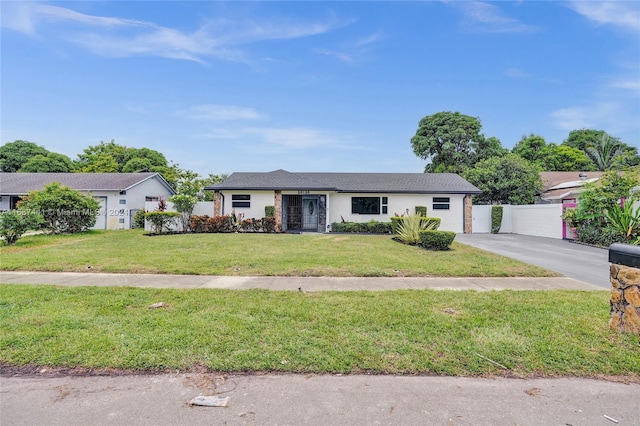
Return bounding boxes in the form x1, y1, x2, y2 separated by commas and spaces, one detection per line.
206, 169, 481, 233
538, 171, 605, 204
0, 172, 175, 230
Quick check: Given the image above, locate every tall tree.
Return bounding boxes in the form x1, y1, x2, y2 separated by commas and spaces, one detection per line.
542, 144, 595, 172
512, 134, 548, 165
0, 140, 48, 172
586, 134, 624, 171
19, 153, 75, 172
463, 154, 543, 205
76, 140, 131, 172
563, 129, 607, 152
410, 111, 485, 174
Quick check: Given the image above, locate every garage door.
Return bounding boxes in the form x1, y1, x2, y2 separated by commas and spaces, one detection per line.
93, 197, 107, 230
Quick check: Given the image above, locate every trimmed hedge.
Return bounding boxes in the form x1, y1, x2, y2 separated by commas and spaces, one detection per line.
265, 205, 275, 218
418, 230, 456, 250
491, 205, 503, 234
391, 216, 441, 233
189, 215, 277, 233
331, 221, 392, 234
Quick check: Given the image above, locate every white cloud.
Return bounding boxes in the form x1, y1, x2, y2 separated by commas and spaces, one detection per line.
1, 3, 347, 63
567, 1, 640, 33
452, 1, 539, 34
314, 32, 385, 64
505, 67, 531, 78
551, 102, 637, 134
175, 104, 267, 121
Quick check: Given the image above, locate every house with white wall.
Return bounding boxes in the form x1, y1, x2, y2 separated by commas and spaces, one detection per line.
0, 172, 175, 230
206, 169, 481, 233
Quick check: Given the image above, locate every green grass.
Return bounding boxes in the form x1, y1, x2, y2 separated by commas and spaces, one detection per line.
0, 229, 555, 277
1, 285, 637, 377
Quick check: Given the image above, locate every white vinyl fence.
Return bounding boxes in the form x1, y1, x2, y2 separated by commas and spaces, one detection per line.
144, 201, 213, 232
472, 204, 564, 239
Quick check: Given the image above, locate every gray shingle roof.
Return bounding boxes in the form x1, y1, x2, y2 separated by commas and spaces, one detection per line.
207, 169, 481, 194
0, 172, 175, 195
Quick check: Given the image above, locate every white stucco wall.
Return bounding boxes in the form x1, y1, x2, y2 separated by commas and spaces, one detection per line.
328, 193, 466, 233
219, 190, 275, 219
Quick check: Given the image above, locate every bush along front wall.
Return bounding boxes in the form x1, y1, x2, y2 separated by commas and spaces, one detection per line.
190, 215, 278, 233
331, 221, 393, 234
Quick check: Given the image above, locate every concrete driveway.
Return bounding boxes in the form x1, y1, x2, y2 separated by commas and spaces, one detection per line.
456, 234, 610, 289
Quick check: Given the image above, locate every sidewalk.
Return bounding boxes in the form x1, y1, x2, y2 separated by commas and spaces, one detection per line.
0, 271, 605, 291
2, 372, 638, 425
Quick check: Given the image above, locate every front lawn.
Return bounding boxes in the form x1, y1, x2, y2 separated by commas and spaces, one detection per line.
0, 229, 555, 277
1, 285, 637, 377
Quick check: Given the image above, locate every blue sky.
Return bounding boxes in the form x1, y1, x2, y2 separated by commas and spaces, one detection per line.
1, 1, 639, 176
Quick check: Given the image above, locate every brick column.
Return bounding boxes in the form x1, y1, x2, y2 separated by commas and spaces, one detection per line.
274, 191, 282, 232
463, 194, 473, 234
213, 191, 222, 216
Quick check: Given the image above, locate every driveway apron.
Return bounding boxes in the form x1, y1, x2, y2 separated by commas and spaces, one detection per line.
456, 233, 610, 288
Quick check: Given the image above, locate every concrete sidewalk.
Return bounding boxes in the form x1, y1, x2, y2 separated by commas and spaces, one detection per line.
2, 373, 638, 426
0, 271, 605, 291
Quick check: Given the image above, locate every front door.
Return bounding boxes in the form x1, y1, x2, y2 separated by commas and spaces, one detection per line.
302, 197, 318, 231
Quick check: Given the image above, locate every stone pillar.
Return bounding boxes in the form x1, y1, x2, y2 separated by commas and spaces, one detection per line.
274, 191, 282, 232
610, 264, 640, 334
213, 191, 222, 217
463, 194, 473, 234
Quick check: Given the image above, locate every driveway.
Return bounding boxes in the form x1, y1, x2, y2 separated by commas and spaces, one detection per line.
456, 234, 610, 289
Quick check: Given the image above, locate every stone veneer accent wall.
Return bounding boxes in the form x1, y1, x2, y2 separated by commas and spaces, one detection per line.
213, 192, 222, 216
610, 264, 640, 334
274, 190, 282, 232
464, 195, 473, 234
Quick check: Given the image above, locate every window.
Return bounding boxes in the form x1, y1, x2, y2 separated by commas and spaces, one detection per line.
232, 194, 251, 208
119, 199, 126, 205
382, 197, 388, 214
145, 196, 159, 202
352, 197, 380, 214
433, 197, 450, 210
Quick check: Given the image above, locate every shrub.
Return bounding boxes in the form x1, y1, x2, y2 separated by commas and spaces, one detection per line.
395, 214, 437, 245
391, 216, 440, 233
189, 215, 277, 233
491, 205, 503, 234
575, 219, 627, 247
331, 221, 392, 234
415, 206, 427, 216
0, 210, 43, 245
17, 182, 100, 234
265, 205, 275, 218
145, 211, 180, 234
419, 230, 456, 250
169, 194, 198, 233
133, 209, 146, 229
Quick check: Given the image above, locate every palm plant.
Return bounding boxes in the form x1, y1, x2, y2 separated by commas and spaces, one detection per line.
586, 134, 624, 171
395, 214, 437, 245
605, 201, 640, 241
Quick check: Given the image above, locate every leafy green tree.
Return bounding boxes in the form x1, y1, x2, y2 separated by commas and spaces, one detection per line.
123, 147, 167, 169
411, 111, 486, 174
586, 134, 624, 171
121, 157, 153, 173
464, 154, 543, 205
18, 153, 75, 172
563, 129, 607, 152
542, 144, 595, 171
17, 182, 100, 234
472, 136, 508, 164
512, 134, 548, 165
76, 140, 130, 171
0, 140, 49, 172
169, 194, 198, 232
0, 210, 43, 245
